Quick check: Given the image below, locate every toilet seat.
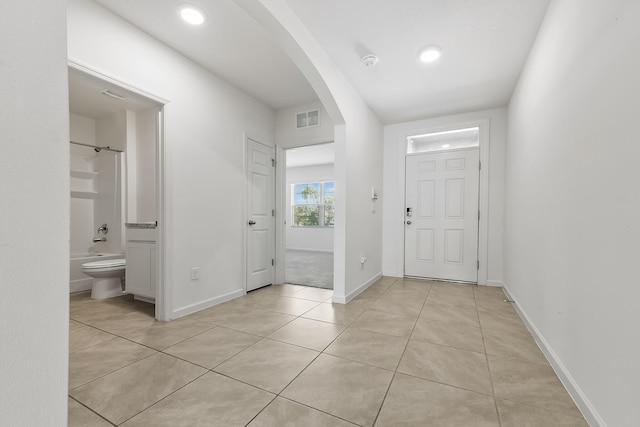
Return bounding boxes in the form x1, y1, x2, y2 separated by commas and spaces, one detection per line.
82, 259, 126, 270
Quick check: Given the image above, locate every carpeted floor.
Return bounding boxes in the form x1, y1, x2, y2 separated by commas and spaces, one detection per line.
285, 250, 333, 289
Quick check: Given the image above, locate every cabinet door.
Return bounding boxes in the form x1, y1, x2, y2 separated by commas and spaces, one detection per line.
126, 242, 156, 298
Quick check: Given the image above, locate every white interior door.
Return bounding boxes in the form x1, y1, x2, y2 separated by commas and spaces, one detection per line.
404, 149, 480, 282
247, 139, 275, 291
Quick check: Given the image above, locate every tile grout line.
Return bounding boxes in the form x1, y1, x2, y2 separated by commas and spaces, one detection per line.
117, 369, 211, 425
68, 395, 117, 426
72, 280, 553, 426
474, 286, 503, 427
371, 277, 424, 426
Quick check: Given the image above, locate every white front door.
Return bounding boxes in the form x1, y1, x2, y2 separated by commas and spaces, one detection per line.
404, 149, 480, 282
246, 139, 275, 291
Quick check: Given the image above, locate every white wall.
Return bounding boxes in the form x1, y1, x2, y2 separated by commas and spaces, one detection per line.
235, 0, 384, 303
0, 0, 69, 424
135, 109, 157, 222
67, 0, 276, 318
286, 164, 334, 252
505, 1, 640, 426
276, 101, 334, 148
382, 108, 507, 286
339, 112, 384, 301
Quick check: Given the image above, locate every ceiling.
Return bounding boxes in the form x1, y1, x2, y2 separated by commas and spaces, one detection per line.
88, 0, 550, 124
69, 68, 160, 119
92, 0, 318, 111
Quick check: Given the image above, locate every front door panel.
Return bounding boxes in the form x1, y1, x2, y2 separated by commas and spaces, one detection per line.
405, 149, 479, 282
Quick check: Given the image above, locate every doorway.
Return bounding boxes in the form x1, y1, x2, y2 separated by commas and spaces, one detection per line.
404, 128, 480, 282
284, 143, 335, 289
68, 63, 166, 319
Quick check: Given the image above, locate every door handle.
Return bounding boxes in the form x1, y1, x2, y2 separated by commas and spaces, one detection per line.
406, 220, 412, 225
248, 220, 256, 225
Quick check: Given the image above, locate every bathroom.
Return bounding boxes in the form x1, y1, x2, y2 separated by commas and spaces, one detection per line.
69, 67, 161, 304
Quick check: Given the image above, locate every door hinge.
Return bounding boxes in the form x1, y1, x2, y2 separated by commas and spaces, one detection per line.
271, 158, 276, 167
272, 259, 275, 266
479, 161, 482, 171
477, 260, 480, 270
478, 210, 480, 221
272, 209, 275, 217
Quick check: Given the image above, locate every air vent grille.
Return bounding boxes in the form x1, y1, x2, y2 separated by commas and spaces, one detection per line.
296, 109, 320, 129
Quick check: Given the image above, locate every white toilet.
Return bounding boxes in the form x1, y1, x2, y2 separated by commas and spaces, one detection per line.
81, 259, 126, 299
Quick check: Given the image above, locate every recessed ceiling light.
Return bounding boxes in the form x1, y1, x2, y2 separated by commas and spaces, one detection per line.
177, 4, 205, 25
418, 46, 442, 63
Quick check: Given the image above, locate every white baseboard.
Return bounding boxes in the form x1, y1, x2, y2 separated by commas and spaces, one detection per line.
502, 285, 606, 427
485, 280, 503, 287
286, 248, 334, 253
333, 272, 382, 304
172, 289, 245, 319
70, 278, 93, 293
381, 271, 403, 278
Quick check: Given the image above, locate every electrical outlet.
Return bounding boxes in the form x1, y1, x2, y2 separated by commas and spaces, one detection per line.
360, 256, 367, 264
190, 267, 200, 280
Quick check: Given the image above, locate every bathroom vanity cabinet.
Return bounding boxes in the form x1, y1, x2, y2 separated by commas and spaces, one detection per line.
125, 225, 156, 300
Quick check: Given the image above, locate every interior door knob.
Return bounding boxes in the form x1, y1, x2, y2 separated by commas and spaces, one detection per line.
248, 220, 256, 225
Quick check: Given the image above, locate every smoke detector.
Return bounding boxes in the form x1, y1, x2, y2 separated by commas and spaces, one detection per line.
361, 54, 379, 67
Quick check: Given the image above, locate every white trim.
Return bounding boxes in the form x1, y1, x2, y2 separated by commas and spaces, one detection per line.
242, 133, 249, 292
172, 289, 245, 319
332, 272, 382, 304
382, 271, 403, 278
285, 248, 333, 253
397, 118, 490, 284
274, 145, 286, 285
485, 280, 503, 287
70, 278, 93, 293
155, 108, 169, 321
68, 59, 169, 106
503, 285, 606, 427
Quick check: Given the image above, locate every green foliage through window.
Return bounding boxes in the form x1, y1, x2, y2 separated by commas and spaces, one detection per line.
292, 181, 335, 227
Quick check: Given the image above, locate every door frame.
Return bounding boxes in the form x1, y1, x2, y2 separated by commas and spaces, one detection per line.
243, 134, 276, 292
400, 119, 490, 284
68, 60, 171, 320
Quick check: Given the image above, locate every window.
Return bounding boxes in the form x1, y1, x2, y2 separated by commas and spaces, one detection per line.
407, 126, 479, 154
292, 181, 335, 227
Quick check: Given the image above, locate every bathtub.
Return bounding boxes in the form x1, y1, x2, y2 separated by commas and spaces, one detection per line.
70, 253, 124, 293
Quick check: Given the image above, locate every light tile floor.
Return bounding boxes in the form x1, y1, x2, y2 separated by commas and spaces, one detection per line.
68, 278, 588, 426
